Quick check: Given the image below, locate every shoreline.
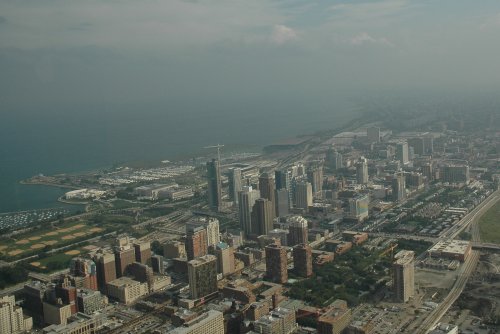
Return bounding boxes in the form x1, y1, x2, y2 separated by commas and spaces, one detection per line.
19, 179, 81, 190
57, 196, 89, 206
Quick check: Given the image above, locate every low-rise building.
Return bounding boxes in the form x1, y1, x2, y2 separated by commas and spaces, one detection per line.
106, 277, 148, 305
427, 240, 471, 262
253, 307, 297, 334
76, 289, 108, 315
43, 313, 104, 334
167, 310, 224, 334
317, 300, 352, 334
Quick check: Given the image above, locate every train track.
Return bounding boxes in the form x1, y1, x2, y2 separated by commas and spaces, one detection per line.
415, 191, 493, 333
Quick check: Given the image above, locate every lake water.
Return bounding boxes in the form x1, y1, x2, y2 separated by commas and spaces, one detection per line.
0, 99, 357, 213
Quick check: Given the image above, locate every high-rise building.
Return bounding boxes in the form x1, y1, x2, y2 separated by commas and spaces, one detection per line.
151, 255, 165, 274
326, 147, 342, 170
294, 181, 313, 210
164, 241, 186, 259
347, 194, 370, 222
214, 242, 235, 276
186, 226, 208, 261
293, 244, 312, 278
393, 250, 415, 303
275, 188, 290, 217
23, 281, 47, 322
287, 215, 308, 246
92, 251, 116, 293
186, 217, 220, 247
187, 255, 218, 299
0, 295, 33, 334
307, 165, 323, 196
265, 243, 288, 284
408, 137, 425, 156
391, 173, 406, 202
252, 198, 274, 236
367, 127, 380, 143
422, 163, 433, 181
441, 165, 470, 184
259, 173, 276, 218
356, 157, 369, 185
167, 310, 224, 334
423, 136, 434, 154
206, 159, 222, 212
275, 169, 293, 209
133, 241, 152, 265
275, 169, 291, 191
114, 242, 136, 278
396, 141, 409, 165
69, 257, 98, 291
228, 168, 242, 204
238, 186, 260, 236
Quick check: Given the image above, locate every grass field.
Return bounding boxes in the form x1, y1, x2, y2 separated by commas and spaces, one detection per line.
479, 199, 500, 243
29, 247, 86, 272
0, 220, 103, 259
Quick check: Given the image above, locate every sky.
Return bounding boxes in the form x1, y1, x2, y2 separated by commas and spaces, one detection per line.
1, 0, 500, 111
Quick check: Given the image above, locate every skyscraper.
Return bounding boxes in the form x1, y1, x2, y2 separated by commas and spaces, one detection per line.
206, 159, 222, 212
408, 137, 425, 156
367, 127, 380, 143
252, 198, 274, 236
288, 215, 308, 246
392, 172, 406, 202
275, 169, 292, 191
238, 186, 260, 236
133, 241, 152, 264
294, 181, 313, 210
265, 243, 288, 284
186, 226, 208, 260
441, 164, 470, 184
114, 236, 136, 278
348, 194, 370, 222
396, 141, 409, 165
228, 168, 242, 204
214, 242, 235, 276
293, 244, 312, 278
393, 250, 415, 303
186, 217, 220, 247
356, 157, 369, 185
151, 255, 164, 274
326, 147, 343, 170
0, 295, 33, 334
307, 164, 323, 196
187, 255, 218, 299
69, 257, 98, 291
259, 172, 276, 218
92, 251, 116, 293
275, 188, 290, 217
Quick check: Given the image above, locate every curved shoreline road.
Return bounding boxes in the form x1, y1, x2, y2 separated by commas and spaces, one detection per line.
415, 190, 499, 334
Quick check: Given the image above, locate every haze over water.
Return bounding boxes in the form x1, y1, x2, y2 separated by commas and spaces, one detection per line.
2, 0, 500, 212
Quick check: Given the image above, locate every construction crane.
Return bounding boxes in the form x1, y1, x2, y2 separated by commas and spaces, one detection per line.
380, 243, 398, 261
204, 144, 224, 162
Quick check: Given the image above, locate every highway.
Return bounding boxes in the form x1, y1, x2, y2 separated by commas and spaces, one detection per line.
415, 190, 498, 333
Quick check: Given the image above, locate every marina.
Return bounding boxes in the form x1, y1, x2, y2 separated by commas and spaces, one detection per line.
0, 207, 72, 231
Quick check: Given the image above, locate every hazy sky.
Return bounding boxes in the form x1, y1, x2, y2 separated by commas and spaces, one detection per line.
1, 0, 500, 110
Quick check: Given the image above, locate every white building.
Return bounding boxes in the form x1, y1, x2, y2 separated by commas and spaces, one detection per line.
0, 295, 33, 334
106, 277, 148, 305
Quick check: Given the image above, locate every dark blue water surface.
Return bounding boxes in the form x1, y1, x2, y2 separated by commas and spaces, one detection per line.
0, 100, 356, 213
